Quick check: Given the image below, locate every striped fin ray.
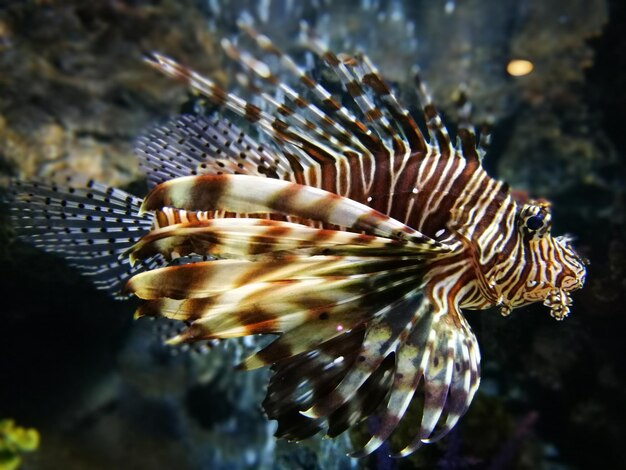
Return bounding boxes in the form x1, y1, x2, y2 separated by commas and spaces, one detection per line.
235, 21, 387, 156
353, 307, 480, 457
126, 255, 421, 301
299, 25, 405, 154
254, 283, 423, 439
221, 36, 377, 200
140, 174, 449, 251
325, 354, 396, 439
454, 87, 495, 161
221, 36, 372, 157
134, 277, 359, 337
300, 290, 427, 420
240, 307, 369, 371
126, 218, 425, 263
261, 288, 425, 441
8, 179, 161, 296
127, 250, 426, 342
233, 20, 404, 210
357, 53, 428, 154
263, 325, 367, 440
145, 53, 371, 202
144, 53, 302, 150
136, 114, 291, 187
412, 67, 455, 160
269, 342, 396, 441
221, 37, 366, 154
452, 87, 483, 164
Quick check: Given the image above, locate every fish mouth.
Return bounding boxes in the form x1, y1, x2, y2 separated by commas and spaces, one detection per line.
543, 288, 573, 321
539, 259, 586, 320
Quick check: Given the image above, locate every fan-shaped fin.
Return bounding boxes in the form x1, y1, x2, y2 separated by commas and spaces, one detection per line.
349, 309, 435, 457
239, 310, 366, 370
264, 325, 366, 441
302, 291, 428, 419
136, 114, 291, 187
140, 174, 448, 251
127, 218, 425, 264
127, 254, 421, 300
394, 313, 480, 457
128, 255, 425, 343
421, 315, 481, 444
351, 306, 481, 457
252, 291, 481, 457
7, 179, 161, 297
326, 353, 396, 438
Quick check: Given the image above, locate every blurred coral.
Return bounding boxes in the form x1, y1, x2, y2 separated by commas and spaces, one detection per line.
0, 419, 39, 470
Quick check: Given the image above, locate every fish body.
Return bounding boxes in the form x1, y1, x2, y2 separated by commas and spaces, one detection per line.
9, 23, 586, 457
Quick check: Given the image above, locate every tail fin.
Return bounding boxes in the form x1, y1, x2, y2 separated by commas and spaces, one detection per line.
7, 178, 162, 298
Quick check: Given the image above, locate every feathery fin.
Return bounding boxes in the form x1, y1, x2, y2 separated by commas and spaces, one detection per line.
8, 179, 161, 297
136, 114, 290, 187
140, 174, 448, 250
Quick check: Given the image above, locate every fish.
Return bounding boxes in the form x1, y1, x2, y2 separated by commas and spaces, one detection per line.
8, 22, 587, 457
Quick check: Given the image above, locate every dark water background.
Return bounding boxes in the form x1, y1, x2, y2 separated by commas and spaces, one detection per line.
0, 0, 624, 469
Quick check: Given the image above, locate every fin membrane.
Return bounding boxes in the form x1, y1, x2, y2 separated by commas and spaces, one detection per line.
8, 179, 161, 297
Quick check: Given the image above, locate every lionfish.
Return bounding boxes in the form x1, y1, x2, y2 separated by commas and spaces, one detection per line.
9, 23, 586, 457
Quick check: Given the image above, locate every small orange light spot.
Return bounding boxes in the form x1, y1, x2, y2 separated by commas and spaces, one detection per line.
507, 59, 534, 77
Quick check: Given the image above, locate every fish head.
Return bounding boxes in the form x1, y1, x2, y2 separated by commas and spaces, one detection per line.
507, 200, 587, 320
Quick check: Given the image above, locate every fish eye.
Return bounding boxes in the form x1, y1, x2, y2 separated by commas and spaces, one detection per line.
525, 214, 544, 231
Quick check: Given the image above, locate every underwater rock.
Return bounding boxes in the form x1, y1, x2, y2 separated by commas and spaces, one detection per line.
495, 0, 610, 200
0, 0, 221, 186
